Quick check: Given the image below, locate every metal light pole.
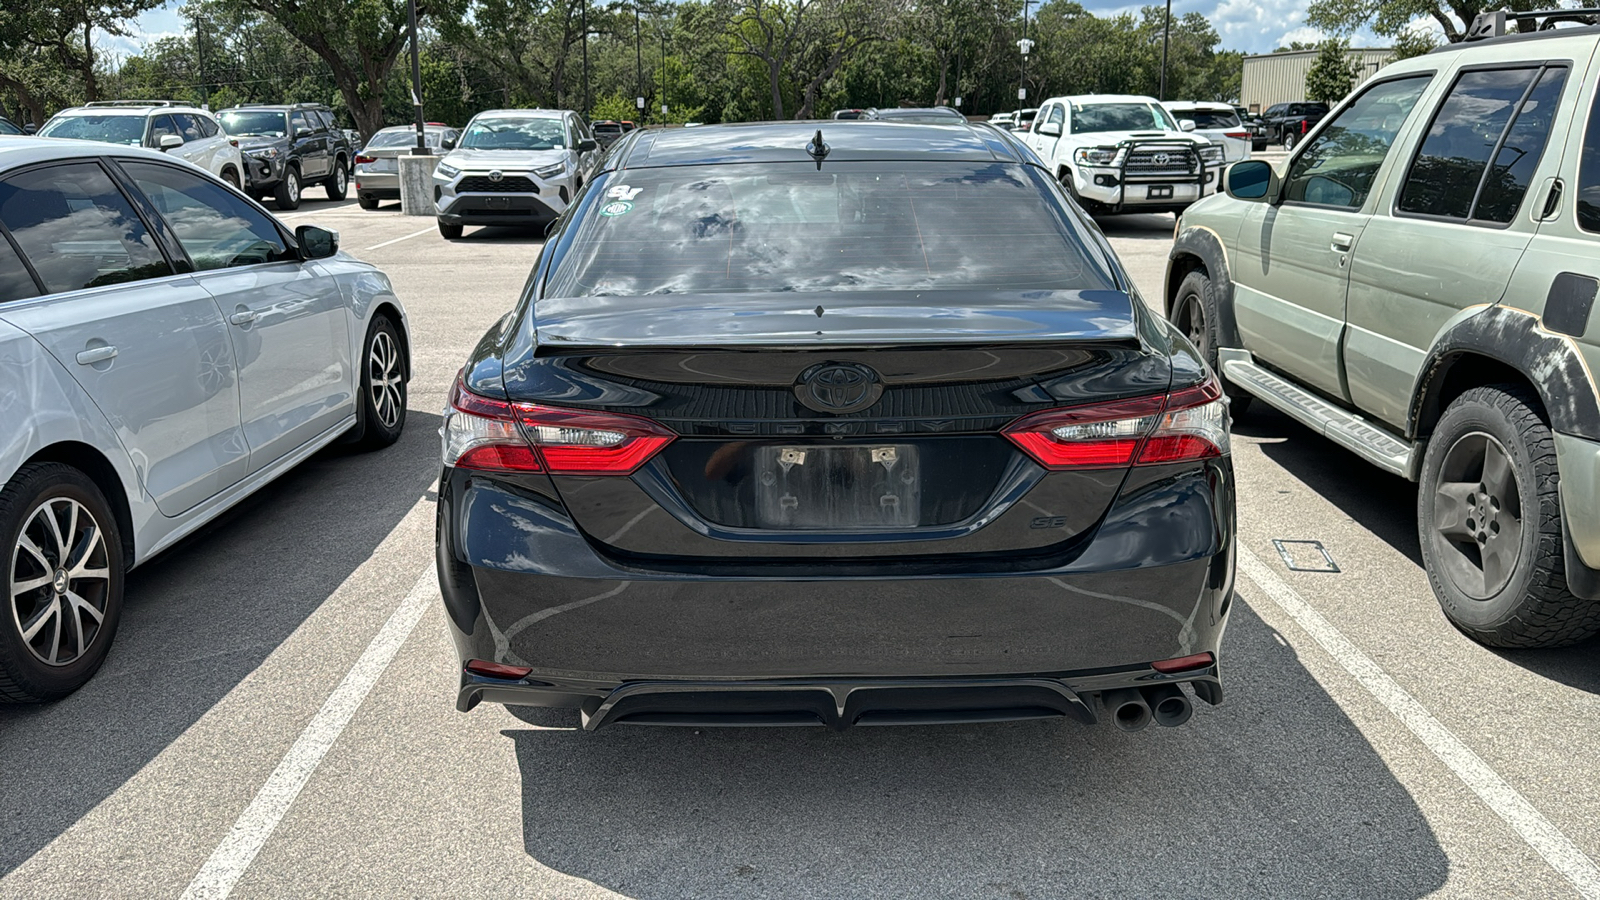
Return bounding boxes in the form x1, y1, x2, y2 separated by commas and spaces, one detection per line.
661, 27, 669, 123
408, 0, 426, 154
1159, 0, 1171, 101
1018, 0, 1034, 105
635, 5, 644, 122
582, 0, 591, 119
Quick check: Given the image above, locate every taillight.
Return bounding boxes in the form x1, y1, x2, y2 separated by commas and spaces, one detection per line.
1003, 378, 1228, 470
1301, 120, 1309, 134
354, 154, 376, 164
443, 377, 675, 475
1224, 131, 1250, 139
1152, 651, 1214, 673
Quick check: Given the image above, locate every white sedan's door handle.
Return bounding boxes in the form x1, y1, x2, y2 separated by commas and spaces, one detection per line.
229, 310, 258, 326
75, 345, 117, 365
1331, 232, 1355, 252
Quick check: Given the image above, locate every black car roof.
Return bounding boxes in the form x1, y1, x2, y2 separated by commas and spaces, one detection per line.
606, 120, 1027, 170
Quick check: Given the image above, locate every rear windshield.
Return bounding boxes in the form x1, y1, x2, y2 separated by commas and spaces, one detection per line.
545, 162, 1115, 297
39, 115, 146, 145
367, 130, 443, 149
1169, 109, 1240, 128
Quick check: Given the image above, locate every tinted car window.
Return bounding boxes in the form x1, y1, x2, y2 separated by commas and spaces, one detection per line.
197, 115, 220, 138
122, 162, 292, 270
1577, 81, 1600, 233
0, 119, 23, 136
291, 112, 312, 136
1172, 109, 1239, 128
1398, 67, 1547, 220
1474, 67, 1567, 224
149, 115, 178, 142
316, 110, 337, 132
1284, 76, 1430, 209
0, 163, 169, 294
546, 162, 1115, 297
0, 232, 40, 303
171, 113, 205, 142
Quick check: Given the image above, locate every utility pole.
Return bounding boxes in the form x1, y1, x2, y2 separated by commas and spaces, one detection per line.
408, 0, 426, 153
1018, 0, 1034, 106
661, 27, 669, 123
1159, 0, 1171, 101
635, 4, 644, 123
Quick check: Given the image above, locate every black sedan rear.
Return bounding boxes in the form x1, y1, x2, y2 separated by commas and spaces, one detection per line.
437, 121, 1235, 732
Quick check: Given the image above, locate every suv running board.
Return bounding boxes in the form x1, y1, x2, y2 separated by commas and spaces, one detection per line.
1218, 348, 1415, 478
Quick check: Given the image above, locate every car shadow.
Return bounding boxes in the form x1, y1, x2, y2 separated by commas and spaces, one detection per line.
1092, 212, 1176, 241
0, 411, 443, 876
1235, 404, 1422, 568
503, 600, 1449, 899
457, 226, 548, 244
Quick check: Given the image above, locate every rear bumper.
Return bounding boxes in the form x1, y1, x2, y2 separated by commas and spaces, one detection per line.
437, 459, 1236, 727
354, 169, 400, 196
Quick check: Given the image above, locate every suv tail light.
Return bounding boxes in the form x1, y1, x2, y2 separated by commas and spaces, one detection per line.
443, 376, 675, 475
1301, 119, 1309, 134
1003, 378, 1228, 470
354, 154, 376, 164
1224, 131, 1250, 140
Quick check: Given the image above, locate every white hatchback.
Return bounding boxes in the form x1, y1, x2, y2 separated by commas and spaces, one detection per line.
38, 102, 248, 190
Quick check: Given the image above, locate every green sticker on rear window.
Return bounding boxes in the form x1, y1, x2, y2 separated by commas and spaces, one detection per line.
600, 200, 633, 217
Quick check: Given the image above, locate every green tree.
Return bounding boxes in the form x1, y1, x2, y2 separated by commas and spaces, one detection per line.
1305, 37, 1361, 103
1390, 27, 1440, 59
1307, 0, 1539, 42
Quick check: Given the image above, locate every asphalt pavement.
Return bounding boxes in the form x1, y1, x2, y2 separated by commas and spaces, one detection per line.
2, 194, 1597, 900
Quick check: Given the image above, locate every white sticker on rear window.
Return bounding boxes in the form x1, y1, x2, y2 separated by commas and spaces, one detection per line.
605, 184, 643, 200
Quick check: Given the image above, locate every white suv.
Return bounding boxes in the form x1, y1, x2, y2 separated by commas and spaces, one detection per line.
38, 101, 247, 190
1022, 94, 1222, 215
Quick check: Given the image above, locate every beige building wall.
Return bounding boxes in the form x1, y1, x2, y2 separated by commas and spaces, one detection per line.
1240, 48, 1395, 112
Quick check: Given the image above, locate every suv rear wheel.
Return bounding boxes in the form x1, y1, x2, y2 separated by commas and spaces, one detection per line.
274, 166, 302, 210
1170, 270, 1252, 416
0, 463, 125, 703
325, 159, 348, 200
1418, 385, 1600, 647
1283, 131, 1299, 151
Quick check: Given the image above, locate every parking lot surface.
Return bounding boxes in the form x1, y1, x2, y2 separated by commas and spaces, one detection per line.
3, 197, 1597, 900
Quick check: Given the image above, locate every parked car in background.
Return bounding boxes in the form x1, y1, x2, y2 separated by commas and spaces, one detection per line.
432, 108, 601, 239
988, 111, 1017, 129
0, 118, 24, 136
440, 120, 1233, 732
218, 103, 355, 210
0, 137, 411, 702
1258, 101, 1329, 150
867, 106, 966, 124
1012, 107, 1039, 132
590, 120, 628, 148
37, 101, 245, 189
353, 123, 461, 209
1169, 11, 1600, 647
831, 108, 870, 119
1163, 100, 1252, 162
1024, 94, 1222, 215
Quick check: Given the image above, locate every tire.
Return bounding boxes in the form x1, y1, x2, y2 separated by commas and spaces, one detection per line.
1417, 385, 1600, 648
358, 194, 380, 210
325, 159, 349, 200
0, 463, 125, 703
273, 166, 302, 210
221, 167, 241, 190
1169, 270, 1252, 417
438, 220, 463, 240
1283, 131, 1298, 151
351, 315, 407, 450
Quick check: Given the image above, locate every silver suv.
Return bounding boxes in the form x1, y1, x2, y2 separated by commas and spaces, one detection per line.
0, 138, 411, 701
432, 109, 600, 239
1167, 10, 1600, 647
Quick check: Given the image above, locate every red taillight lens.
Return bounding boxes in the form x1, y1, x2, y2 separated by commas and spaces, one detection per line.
1224, 131, 1250, 139
1003, 378, 1228, 470
444, 377, 675, 475
1152, 651, 1215, 673
465, 659, 533, 679
354, 154, 376, 164
1301, 120, 1309, 134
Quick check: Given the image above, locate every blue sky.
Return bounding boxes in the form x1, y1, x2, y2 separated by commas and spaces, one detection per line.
117, 0, 1392, 60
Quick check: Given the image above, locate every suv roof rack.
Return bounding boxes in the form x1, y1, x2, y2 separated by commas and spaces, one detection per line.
1466, 7, 1600, 40
83, 100, 176, 108
233, 102, 331, 109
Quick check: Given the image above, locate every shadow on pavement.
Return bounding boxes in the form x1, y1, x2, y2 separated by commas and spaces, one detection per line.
1236, 405, 1422, 568
505, 601, 1448, 899
454, 225, 548, 244
0, 412, 442, 876
1093, 212, 1178, 240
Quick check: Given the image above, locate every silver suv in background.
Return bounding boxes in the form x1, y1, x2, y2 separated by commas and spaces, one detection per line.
0, 138, 411, 702
431, 109, 600, 239
354, 123, 461, 209
37, 101, 246, 189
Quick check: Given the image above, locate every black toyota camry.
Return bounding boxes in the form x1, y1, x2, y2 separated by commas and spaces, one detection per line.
437, 121, 1235, 732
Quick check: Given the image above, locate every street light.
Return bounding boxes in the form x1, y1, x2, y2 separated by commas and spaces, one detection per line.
1018, 0, 1035, 104
408, 0, 426, 154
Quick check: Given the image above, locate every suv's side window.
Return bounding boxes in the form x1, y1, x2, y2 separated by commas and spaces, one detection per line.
171, 113, 205, 143
197, 115, 220, 138
1397, 65, 1566, 224
149, 114, 179, 144
0, 163, 170, 294
290, 111, 311, 137
121, 162, 292, 271
1570, 79, 1600, 233
317, 111, 337, 133
1283, 75, 1431, 209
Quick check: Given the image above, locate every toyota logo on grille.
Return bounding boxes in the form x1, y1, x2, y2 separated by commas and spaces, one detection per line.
795, 363, 884, 414
488, 170, 504, 182
1152, 152, 1172, 167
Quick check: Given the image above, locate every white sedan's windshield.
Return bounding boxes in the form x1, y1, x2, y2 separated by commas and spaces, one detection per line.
39, 115, 146, 145
1072, 103, 1176, 133
460, 118, 565, 151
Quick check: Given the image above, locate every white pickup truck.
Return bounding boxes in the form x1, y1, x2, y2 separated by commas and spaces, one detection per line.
1020, 94, 1223, 215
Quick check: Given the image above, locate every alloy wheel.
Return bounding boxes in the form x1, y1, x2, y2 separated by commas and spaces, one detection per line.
1181, 294, 1208, 355
369, 330, 403, 429
336, 165, 348, 193
1431, 431, 1523, 599
287, 171, 300, 203
9, 497, 112, 666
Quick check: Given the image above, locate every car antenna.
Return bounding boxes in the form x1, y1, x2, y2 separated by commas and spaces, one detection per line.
806, 128, 829, 170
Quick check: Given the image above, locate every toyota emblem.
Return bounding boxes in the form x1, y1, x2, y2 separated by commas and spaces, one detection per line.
795, 363, 884, 414
1152, 152, 1171, 166
488, 169, 504, 182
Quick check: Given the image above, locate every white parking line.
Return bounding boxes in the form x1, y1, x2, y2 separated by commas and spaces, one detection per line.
1237, 547, 1600, 899
179, 563, 440, 900
364, 227, 435, 251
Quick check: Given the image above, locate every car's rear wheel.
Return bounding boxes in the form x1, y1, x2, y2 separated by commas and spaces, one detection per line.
438, 220, 463, 240
1171, 270, 1251, 416
221, 167, 241, 190
1283, 131, 1298, 151
351, 315, 407, 450
325, 160, 349, 200
1418, 385, 1600, 647
274, 166, 302, 210
358, 194, 380, 210
0, 463, 125, 703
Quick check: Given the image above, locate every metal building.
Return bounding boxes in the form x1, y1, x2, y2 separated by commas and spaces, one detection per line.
1240, 47, 1395, 113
